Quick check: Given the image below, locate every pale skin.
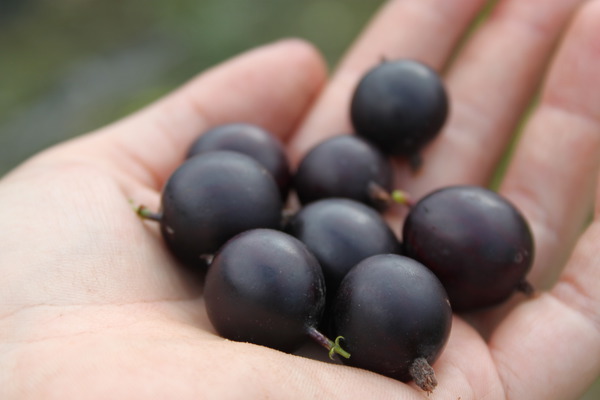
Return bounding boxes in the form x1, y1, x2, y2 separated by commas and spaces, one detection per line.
1, 0, 600, 398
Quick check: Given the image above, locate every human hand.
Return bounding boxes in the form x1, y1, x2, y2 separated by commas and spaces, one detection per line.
1, 0, 599, 399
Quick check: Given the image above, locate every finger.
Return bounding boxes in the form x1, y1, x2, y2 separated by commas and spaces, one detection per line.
499, 0, 600, 290
490, 222, 600, 400
487, 3, 600, 398
289, 0, 488, 161
39, 39, 327, 191
396, 0, 585, 195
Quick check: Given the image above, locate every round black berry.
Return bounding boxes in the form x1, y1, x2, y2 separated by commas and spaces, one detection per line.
332, 254, 452, 393
187, 123, 291, 199
402, 185, 535, 312
160, 151, 282, 267
350, 59, 448, 162
293, 135, 393, 210
285, 198, 400, 294
204, 229, 348, 357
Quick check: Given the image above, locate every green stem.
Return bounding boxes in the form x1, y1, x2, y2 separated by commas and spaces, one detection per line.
306, 326, 351, 360
390, 189, 413, 207
367, 182, 413, 208
129, 200, 163, 222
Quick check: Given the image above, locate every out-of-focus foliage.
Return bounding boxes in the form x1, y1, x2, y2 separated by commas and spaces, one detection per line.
0, 0, 381, 174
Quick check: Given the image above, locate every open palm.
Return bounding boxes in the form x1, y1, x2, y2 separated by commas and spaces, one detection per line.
2, 1, 600, 399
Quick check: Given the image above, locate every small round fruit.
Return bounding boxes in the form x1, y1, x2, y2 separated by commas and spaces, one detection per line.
332, 254, 452, 393
285, 198, 400, 294
350, 59, 448, 161
204, 229, 326, 353
187, 123, 291, 199
293, 135, 393, 210
160, 151, 282, 266
402, 185, 535, 312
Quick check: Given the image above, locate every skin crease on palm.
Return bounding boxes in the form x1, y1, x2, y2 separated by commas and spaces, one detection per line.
1, 0, 600, 398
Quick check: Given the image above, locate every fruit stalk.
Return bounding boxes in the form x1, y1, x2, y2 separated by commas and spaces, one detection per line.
409, 357, 437, 393
134, 204, 163, 222
367, 182, 413, 208
516, 279, 535, 296
306, 326, 351, 360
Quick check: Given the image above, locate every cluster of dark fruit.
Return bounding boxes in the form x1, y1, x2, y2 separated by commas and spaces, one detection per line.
136, 59, 535, 393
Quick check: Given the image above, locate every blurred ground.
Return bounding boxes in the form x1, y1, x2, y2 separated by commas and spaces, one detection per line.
0, 1, 598, 398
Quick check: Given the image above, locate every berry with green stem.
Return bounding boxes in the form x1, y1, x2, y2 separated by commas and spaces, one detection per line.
332, 254, 452, 393
204, 228, 350, 359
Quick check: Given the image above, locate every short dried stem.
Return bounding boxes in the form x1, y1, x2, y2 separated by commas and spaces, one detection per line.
409, 357, 437, 394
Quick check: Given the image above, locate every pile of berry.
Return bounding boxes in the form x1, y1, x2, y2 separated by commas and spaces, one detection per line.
136, 59, 534, 393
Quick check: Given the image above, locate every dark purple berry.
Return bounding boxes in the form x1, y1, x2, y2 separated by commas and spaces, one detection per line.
285, 198, 400, 294
187, 123, 291, 199
160, 151, 282, 267
204, 229, 349, 358
332, 254, 452, 393
402, 185, 535, 312
293, 135, 393, 210
350, 59, 448, 163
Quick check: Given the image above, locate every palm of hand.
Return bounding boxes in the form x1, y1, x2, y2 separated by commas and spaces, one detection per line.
2, 1, 600, 399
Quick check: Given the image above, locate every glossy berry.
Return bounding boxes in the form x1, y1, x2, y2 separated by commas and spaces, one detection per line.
187, 123, 291, 199
160, 151, 282, 266
350, 59, 448, 162
293, 135, 393, 210
285, 198, 400, 294
332, 254, 452, 393
402, 185, 535, 312
204, 229, 326, 353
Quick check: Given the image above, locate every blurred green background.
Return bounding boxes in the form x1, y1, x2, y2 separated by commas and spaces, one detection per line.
0, 0, 381, 175
0, 1, 598, 398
